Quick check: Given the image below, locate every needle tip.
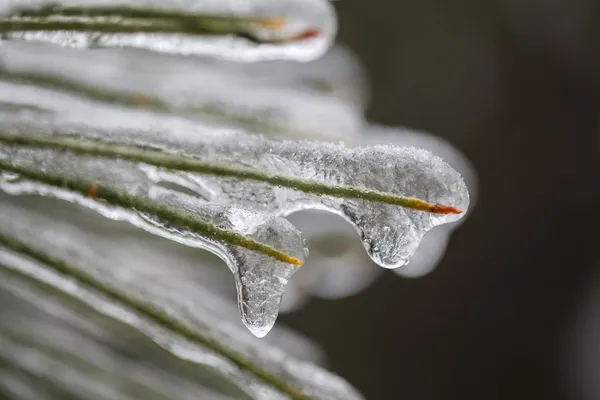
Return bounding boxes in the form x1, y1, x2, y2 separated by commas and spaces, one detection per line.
289, 29, 321, 41
286, 256, 304, 266
430, 205, 463, 214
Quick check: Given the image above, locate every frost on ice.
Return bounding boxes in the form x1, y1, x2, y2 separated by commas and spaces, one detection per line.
0, 0, 337, 62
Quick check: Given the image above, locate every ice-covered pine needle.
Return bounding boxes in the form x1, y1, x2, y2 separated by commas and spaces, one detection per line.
0, 159, 303, 266
0, 133, 462, 215
0, 6, 321, 44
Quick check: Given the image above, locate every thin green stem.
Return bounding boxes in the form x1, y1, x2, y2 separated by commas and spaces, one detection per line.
0, 159, 303, 266
0, 17, 248, 36
0, 132, 462, 214
9, 5, 270, 27
0, 234, 309, 400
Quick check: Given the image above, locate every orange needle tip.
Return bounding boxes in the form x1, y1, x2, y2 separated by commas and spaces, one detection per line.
286, 256, 304, 266
430, 205, 463, 215
291, 29, 321, 41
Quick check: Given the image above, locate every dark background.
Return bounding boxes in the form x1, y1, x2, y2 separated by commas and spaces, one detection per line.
282, 1, 600, 399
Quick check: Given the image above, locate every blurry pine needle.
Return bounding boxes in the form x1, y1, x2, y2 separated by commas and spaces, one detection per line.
0, 232, 310, 400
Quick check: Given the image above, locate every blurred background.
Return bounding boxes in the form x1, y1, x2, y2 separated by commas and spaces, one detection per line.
281, 1, 600, 399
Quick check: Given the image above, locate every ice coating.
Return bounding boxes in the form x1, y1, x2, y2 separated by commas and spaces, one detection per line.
0, 194, 362, 399
364, 124, 477, 277
0, 41, 363, 142
0, 0, 337, 62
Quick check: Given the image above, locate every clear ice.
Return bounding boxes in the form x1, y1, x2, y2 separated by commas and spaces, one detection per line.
364, 124, 478, 278
280, 123, 478, 309
0, 0, 337, 62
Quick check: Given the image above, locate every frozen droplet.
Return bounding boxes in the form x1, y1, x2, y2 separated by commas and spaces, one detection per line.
0, 0, 337, 62
364, 124, 477, 277
229, 214, 306, 337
